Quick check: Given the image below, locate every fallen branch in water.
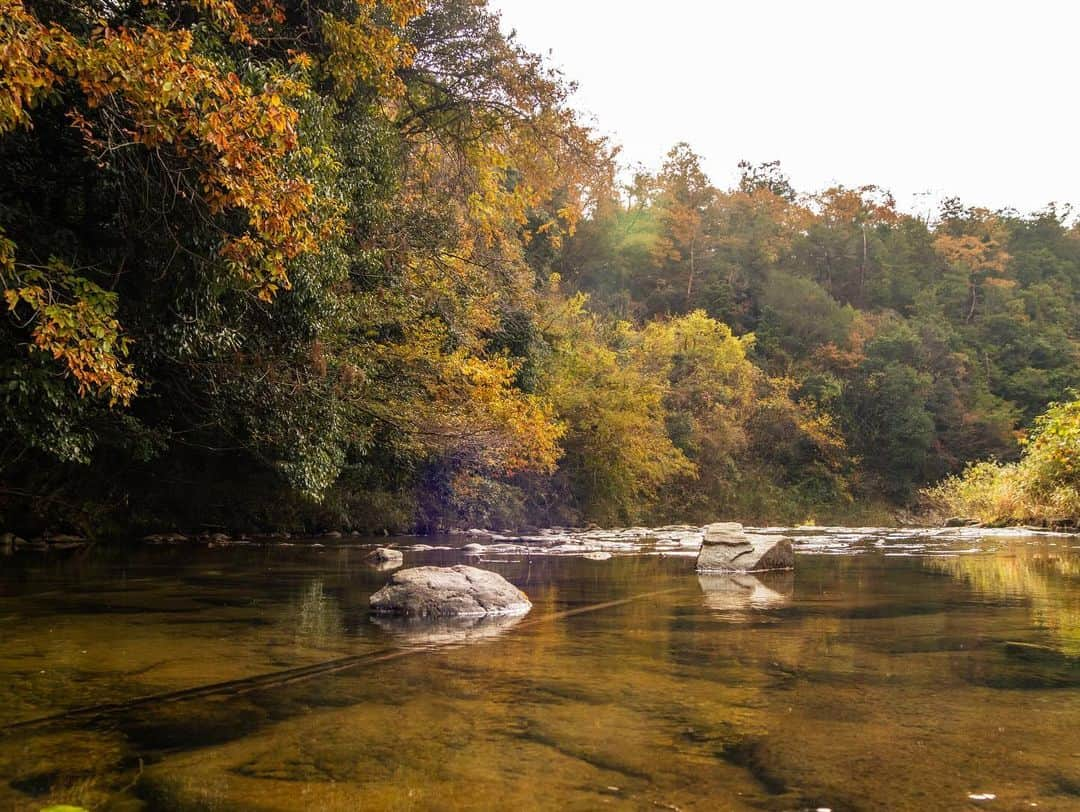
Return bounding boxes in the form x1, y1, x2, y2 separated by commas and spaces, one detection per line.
0, 586, 687, 735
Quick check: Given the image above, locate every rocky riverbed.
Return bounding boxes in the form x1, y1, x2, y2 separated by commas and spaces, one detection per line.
432, 523, 1080, 561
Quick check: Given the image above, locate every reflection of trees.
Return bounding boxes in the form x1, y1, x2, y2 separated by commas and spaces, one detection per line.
292, 580, 345, 650
925, 545, 1080, 654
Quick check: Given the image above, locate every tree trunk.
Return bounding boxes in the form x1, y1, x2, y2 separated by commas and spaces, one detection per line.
686, 237, 696, 305
859, 223, 868, 301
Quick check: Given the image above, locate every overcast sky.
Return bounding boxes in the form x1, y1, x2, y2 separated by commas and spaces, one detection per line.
487, 0, 1078, 219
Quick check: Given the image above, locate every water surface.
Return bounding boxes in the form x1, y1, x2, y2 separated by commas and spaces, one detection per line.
0, 528, 1078, 810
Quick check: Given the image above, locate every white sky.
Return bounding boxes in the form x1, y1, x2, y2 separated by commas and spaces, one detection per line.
487, 0, 1079, 219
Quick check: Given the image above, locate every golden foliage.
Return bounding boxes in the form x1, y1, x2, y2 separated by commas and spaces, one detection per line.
2, 262, 137, 404
365, 316, 563, 476
538, 291, 694, 523
813, 185, 898, 227
933, 233, 1009, 276
924, 396, 1080, 525
0, 0, 424, 404
0, 0, 60, 131
933, 212, 1012, 311
322, 0, 424, 100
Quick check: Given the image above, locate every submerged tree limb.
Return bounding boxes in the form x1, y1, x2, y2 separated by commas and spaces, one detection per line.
0, 585, 687, 735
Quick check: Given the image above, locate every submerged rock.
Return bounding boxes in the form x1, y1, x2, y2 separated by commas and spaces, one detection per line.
369, 565, 531, 618
696, 522, 794, 573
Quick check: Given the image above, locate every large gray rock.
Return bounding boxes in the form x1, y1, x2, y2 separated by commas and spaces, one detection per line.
696, 522, 794, 573
369, 565, 531, 618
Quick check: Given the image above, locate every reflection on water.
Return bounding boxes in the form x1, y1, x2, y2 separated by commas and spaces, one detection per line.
697, 571, 794, 615
369, 559, 403, 572
291, 579, 345, 650
0, 533, 1077, 810
371, 611, 527, 649
924, 542, 1080, 656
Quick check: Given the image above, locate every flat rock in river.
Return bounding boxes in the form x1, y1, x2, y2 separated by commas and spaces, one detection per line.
369, 565, 531, 618
367, 547, 404, 572
696, 522, 794, 573
369, 547, 403, 563
702, 522, 747, 545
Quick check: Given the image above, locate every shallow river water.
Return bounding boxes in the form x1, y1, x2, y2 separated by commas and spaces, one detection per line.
0, 527, 1078, 811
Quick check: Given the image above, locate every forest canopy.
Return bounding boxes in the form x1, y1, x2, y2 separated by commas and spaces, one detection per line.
1, 0, 1078, 535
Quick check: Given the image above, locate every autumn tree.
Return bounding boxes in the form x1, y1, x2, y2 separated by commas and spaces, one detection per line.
933, 202, 1012, 323
531, 289, 693, 525
0, 0, 612, 533
798, 185, 899, 306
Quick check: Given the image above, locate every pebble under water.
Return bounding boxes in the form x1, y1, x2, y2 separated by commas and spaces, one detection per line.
0, 526, 1078, 811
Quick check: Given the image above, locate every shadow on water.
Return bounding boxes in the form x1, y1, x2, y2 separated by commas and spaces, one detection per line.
0, 532, 1077, 809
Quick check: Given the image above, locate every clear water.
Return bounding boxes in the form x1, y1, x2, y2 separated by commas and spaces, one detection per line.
0, 529, 1078, 811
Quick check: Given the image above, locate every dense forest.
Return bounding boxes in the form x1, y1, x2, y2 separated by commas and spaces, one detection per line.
1, 0, 1077, 536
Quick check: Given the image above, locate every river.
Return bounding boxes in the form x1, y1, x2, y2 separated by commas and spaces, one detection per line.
0, 527, 1078, 810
